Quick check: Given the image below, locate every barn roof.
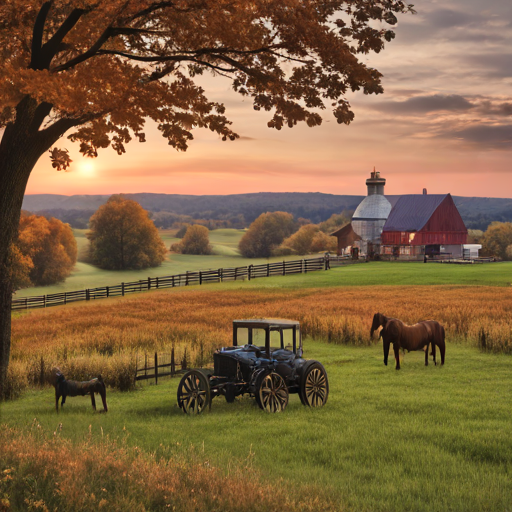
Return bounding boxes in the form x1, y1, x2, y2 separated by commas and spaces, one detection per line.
383, 194, 448, 232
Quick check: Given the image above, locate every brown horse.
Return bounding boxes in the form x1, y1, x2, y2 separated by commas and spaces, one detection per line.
370, 313, 445, 370
51, 367, 108, 412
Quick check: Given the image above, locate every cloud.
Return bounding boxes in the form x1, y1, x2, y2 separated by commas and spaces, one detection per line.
445, 124, 512, 149
465, 53, 512, 78
369, 94, 475, 115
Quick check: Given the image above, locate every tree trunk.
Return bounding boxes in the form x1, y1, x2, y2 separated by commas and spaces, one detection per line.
0, 97, 62, 398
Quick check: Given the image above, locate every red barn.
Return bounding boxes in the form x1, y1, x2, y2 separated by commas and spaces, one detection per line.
381, 193, 467, 259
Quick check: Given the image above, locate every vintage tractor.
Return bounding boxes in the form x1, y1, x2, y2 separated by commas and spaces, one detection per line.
177, 318, 329, 413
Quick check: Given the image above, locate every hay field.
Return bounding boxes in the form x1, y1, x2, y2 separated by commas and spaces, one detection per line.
7, 284, 512, 397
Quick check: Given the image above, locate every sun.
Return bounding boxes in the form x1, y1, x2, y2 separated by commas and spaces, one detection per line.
77, 159, 96, 176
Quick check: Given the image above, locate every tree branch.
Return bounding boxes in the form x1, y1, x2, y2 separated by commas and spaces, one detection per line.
39, 7, 89, 69
30, 2, 52, 70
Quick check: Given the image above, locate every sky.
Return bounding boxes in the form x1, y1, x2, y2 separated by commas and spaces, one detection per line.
26, 0, 512, 199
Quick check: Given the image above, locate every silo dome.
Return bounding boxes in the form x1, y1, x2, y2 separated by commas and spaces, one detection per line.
352, 194, 392, 244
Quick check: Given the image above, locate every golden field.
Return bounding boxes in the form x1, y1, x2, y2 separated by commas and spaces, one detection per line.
6, 285, 512, 398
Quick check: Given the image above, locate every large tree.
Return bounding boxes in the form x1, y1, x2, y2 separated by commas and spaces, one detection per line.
0, 0, 412, 394
87, 195, 167, 269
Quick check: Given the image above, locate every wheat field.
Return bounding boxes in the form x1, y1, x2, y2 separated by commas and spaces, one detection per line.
6, 285, 512, 398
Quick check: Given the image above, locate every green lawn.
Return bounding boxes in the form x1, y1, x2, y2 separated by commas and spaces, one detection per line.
2, 340, 510, 512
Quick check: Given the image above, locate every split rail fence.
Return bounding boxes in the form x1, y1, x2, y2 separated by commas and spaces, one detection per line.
12, 256, 329, 311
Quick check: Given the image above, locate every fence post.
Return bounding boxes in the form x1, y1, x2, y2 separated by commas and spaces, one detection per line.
156, 277, 159, 289
122, 283, 125, 296
171, 347, 175, 375
186, 271, 189, 286
148, 277, 151, 290
199, 271, 202, 285
234, 267, 238, 281
64, 292, 67, 305
324, 253, 330, 270
282, 260, 286, 276
172, 275, 175, 287
155, 352, 158, 385
106, 286, 109, 298
267, 263, 270, 277
248, 265, 252, 280
44, 295, 46, 308
144, 353, 147, 379
220, 268, 223, 282
303, 259, 306, 274
25, 298, 28, 310
86, 289, 90, 301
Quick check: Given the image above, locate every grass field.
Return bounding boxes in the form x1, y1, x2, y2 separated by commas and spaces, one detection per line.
4, 255, 512, 511
2, 341, 510, 512
15, 228, 320, 298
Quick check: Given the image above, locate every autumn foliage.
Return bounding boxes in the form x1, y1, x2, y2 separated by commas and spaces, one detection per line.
171, 224, 212, 255
279, 224, 338, 255
239, 212, 297, 257
10, 213, 77, 289
87, 195, 167, 270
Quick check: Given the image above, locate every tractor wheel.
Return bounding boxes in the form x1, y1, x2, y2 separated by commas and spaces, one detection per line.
256, 372, 288, 413
299, 361, 329, 407
177, 369, 211, 414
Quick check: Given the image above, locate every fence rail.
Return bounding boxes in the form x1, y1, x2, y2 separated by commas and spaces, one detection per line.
135, 349, 191, 385
12, 256, 329, 311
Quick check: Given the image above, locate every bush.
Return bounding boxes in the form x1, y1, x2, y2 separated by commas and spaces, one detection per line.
171, 224, 211, 255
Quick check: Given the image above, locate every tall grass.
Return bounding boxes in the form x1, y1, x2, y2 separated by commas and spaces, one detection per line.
8, 285, 511, 397
0, 424, 334, 512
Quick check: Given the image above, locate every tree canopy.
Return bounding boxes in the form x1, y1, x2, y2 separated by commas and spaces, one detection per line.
279, 223, 338, 255
87, 195, 167, 270
481, 222, 512, 260
239, 211, 296, 258
171, 224, 211, 255
0, 0, 412, 395
12, 212, 77, 288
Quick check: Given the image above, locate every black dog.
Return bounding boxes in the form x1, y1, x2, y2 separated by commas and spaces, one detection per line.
51, 367, 108, 413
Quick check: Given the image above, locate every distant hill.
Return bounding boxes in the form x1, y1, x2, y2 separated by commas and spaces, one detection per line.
22, 192, 512, 230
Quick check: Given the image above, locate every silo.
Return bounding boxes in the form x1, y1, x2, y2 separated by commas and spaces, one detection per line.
351, 169, 391, 255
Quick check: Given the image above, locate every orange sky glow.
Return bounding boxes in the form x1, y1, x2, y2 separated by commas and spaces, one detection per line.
26, 0, 512, 199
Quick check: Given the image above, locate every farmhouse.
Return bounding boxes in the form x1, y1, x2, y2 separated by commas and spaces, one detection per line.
332, 170, 471, 260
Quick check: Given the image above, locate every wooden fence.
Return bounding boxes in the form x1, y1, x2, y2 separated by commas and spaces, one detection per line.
12, 256, 329, 311
135, 349, 190, 385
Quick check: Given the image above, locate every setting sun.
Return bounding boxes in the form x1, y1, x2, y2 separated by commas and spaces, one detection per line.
76, 159, 96, 177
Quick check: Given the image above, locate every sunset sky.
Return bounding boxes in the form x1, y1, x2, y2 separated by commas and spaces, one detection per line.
26, 0, 512, 199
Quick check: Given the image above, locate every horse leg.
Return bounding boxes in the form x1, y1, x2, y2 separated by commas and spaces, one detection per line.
431, 339, 437, 365
100, 389, 108, 412
439, 329, 445, 365
61, 395, 66, 408
425, 342, 429, 366
394, 343, 401, 370
90, 392, 97, 411
55, 392, 60, 412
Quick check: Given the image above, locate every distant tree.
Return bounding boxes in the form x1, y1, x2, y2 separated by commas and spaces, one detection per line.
14, 213, 77, 286
481, 222, 512, 260
239, 212, 296, 258
175, 224, 191, 239
318, 211, 352, 233
310, 231, 338, 254
171, 225, 212, 255
280, 224, 338, 255
87, 196, 167, 270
